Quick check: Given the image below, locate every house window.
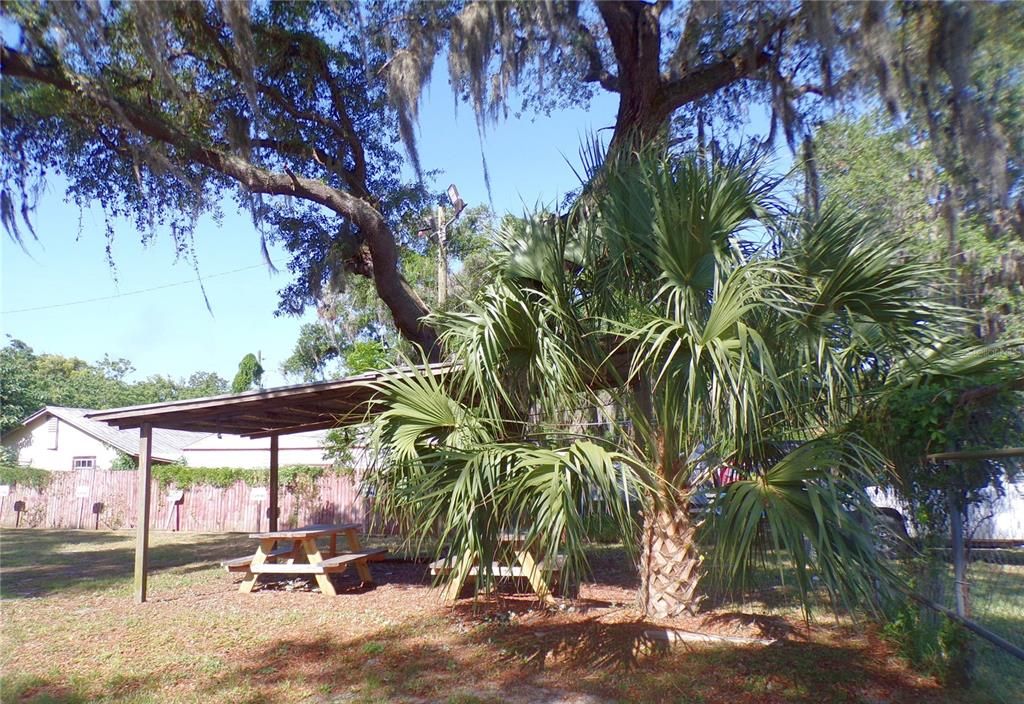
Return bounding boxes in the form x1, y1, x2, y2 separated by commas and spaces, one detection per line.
72, 457, 96, 471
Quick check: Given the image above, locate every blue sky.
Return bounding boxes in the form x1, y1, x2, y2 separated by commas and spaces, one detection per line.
1, 66, 779, 389
0, 69, 621, 387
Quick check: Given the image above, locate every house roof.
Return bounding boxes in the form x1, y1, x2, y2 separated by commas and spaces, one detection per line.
86, 364, 453, 438
15, 406, 212, 462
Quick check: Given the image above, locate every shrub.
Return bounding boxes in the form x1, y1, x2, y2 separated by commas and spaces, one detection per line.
0, 464, 52, 491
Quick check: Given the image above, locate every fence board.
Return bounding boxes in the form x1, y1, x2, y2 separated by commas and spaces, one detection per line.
0, 469, 374, 533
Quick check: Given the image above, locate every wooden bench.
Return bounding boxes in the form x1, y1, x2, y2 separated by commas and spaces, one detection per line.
221, 548, 294, 573
248, 548, 388, 575
429, 555, 566, 578
233, 524, 383, 596
430, 554, 568, 603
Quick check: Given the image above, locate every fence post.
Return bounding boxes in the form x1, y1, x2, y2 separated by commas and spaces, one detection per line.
948, 488, 969, 618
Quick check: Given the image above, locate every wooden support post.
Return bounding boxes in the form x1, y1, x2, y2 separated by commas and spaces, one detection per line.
301, 538, 337, 597
515, 547, 555, 605
344, 528, 373, 583
269, 434, 279, 532
134, 423, 153, 604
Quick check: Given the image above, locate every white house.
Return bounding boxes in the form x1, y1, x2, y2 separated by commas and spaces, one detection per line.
869, 476, 1024, 542
2, 406, 330, 471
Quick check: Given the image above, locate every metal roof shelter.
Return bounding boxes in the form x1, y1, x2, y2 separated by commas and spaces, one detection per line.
87, 365, 450, 603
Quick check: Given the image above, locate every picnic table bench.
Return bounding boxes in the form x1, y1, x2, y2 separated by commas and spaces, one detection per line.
221, 523, 386, 596
430, 532, 566, 604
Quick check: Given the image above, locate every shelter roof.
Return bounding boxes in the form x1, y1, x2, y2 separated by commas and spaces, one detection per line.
86, 365, 451, 438
11, 406, 211, 461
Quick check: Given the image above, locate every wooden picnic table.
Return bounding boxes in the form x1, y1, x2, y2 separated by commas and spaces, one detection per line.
222, 523, 386, 596
429, 531, 565, 604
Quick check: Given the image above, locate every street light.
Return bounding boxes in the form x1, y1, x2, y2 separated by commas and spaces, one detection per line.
447, 184, 466, 217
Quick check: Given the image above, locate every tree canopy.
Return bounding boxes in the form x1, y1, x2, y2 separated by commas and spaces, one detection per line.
4, 1, 1018, 355
0, 337, 229, 434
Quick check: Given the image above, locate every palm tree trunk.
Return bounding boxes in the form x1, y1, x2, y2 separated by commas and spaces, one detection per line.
640, 498, 704, 617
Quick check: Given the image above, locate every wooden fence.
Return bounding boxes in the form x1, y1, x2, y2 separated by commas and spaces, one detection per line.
0, 468, 377, 533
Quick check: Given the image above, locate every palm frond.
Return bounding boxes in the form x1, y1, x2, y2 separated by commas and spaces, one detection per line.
703, 435, 894, 615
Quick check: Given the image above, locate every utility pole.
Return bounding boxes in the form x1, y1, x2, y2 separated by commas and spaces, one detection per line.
437, 203, 448, 307
420, 184, 466, 309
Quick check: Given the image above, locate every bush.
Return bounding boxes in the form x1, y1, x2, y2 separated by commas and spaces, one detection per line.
150, 463, 330, 490
0, 464, 52, 491
884, 590, 974, 686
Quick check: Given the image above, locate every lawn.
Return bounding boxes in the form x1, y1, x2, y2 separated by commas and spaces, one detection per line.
0, 529, 1016, 704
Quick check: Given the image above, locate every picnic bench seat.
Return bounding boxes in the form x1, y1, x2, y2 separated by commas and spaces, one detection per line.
249, 548, 388, 575
429, 554, 566, 578
221, 548, 293, 573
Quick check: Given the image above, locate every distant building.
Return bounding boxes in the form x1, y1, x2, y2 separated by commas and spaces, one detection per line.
1, 406, 329, 470
869, 478, 1024, 542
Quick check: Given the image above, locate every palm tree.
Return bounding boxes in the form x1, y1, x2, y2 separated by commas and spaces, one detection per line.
366, 148, 955, 616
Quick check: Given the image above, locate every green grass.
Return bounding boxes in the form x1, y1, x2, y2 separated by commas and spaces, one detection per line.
1, 530, 1020, 704
961, 561, 1024, 704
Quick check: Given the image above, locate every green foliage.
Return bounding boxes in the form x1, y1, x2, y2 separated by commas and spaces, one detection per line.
705, 437, 895, 613
231, 353, 264, 393
0, 463, 51, 491
280, 323, 343, 382
884, 592, 974, 686
343, 340, 390, 375
0, 337, 229, 434
323, 427, 360, 474
110, 451, 138, 471
370, 148, 959, 612
863, 341, 1024, 528
367, 364, 649, 591
815, 114, 1023, 340
150, 464, 328, 490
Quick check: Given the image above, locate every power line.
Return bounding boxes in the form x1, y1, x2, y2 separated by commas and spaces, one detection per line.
2, 263, 268, 315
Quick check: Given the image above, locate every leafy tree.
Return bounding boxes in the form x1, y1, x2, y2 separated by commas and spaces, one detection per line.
183, 371, 231, 397
343, 340, 390, 375
5, 2, 1016, 354
0, 338, 231, 432
280, 322, 344, 382
133, 371, 229, 402
814, 114, 1023, 341
0, 338, 44, 433
865, 345, 1024, 527
280, 204, 495, 381
231, 352, 264, 393
367, 148, 957, 617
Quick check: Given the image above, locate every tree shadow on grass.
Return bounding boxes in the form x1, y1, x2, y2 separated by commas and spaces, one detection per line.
0, 531, 254, 598
0, 531, 436, 599
191, 614, 953, 704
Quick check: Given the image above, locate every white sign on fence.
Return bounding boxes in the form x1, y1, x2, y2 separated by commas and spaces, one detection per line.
75, 485, 90, 499
167, 489, 184, 503
0, 484, 9, 497
250, 487, 268, 502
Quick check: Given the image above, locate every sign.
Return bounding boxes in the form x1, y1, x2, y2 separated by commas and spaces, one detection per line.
250, 487, 268, 502
167, 489, 184, 503
75, 485, 90, 499
0, 485, 9, 497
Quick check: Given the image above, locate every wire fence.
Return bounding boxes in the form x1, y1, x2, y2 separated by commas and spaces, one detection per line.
893, 536, 1024, 702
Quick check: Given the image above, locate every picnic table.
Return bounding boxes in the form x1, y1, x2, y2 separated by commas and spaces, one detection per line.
429, 531, 566, 604
222, 523, 386, 596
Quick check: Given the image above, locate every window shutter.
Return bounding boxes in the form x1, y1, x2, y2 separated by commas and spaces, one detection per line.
47, 418, 59, 450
